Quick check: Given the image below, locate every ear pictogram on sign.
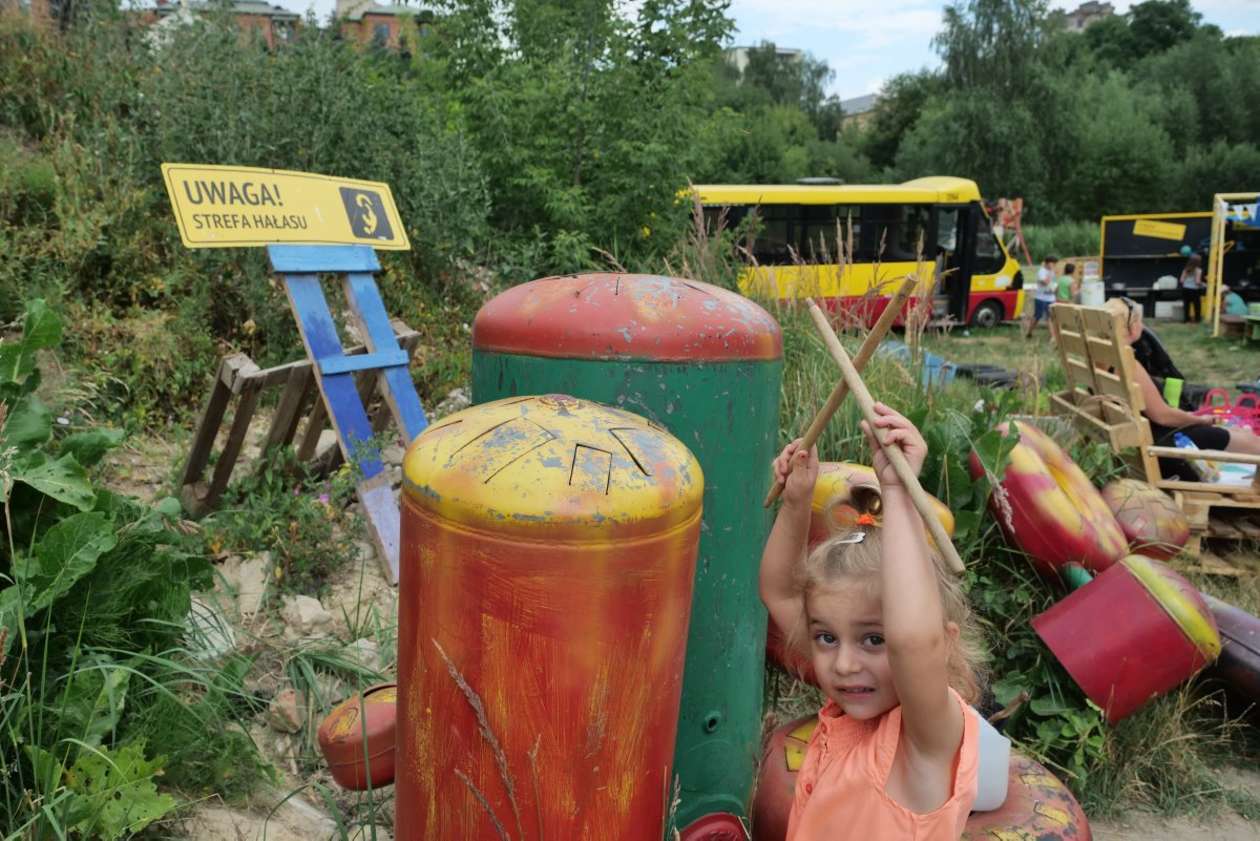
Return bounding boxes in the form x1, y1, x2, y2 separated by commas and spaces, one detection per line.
339, 188, 394, 241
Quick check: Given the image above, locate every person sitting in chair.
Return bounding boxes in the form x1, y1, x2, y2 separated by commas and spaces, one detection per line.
1105, 297, 1260, 480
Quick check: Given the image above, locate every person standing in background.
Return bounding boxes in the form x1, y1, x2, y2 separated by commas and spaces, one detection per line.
1025, 255, 1058, 337
1180, 253, 1204, 324
1056, 262, 1076, 304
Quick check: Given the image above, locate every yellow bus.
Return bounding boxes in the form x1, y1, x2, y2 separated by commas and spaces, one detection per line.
691, 176, 1023, 327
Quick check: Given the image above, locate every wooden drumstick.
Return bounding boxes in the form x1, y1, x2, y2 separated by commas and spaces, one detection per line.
763, 276, 917, 508
806, 298, 966, 575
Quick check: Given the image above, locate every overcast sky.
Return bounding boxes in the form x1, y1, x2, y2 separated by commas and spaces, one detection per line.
279, 0, 1260, 101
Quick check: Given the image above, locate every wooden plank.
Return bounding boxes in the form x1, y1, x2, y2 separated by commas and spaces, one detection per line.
180, 355, 237, 497
268, 244, 380, 274
1156, 479, 1260, 502
206, 376, 264, 509
343, 272, 429, 442
358, 472, 400, 584
319, 349, 410, 376
283, 273, 384, 480
1147, 447, 1260, 466
296, 385, 328, 462
262, 366, 312, 454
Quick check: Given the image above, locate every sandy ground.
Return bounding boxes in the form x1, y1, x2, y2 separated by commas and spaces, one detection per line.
1091, 766, 1260, 840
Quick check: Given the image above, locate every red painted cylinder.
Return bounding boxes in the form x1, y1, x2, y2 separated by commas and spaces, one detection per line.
750, 716, 1091, 841
1032, 555, 1221, 724
317, 684, 398, 791
970, 420, 1127, 577
396, 395, 704, 839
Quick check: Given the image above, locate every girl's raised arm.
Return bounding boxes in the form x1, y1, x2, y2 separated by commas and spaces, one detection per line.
759, 440, 817, 640
863, 407, 964, 763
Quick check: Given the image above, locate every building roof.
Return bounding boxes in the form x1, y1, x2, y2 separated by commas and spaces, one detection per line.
153, 0, 300, 20
343, 3, 427, 20
839, 93, 879, 117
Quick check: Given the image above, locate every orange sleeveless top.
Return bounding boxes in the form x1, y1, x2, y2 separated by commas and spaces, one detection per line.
786, 689, 979, 841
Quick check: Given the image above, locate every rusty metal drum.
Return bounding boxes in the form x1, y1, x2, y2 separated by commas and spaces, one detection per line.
471, 273, 783, 831
397, 394, 704, 839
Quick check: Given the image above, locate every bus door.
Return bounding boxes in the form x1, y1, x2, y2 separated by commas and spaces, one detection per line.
933, 204, 973, 323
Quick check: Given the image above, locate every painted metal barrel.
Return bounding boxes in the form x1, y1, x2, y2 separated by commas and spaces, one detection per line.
472, 273, 783, 832
1032, 554, 1221, 724
397, 395, 704, 839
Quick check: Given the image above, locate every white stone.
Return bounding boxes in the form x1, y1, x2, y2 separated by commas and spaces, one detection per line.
281, 594, 334, 640
236, 552, 272, 620
344, 637, 382, 673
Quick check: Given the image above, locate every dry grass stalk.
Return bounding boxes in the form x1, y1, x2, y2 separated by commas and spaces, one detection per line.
456, 768, 512, 841
527, 735, 544, 841
434, 639, 525, 841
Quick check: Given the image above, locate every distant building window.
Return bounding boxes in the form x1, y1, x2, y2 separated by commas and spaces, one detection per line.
372, 22, 389, 46
273, 20, 295, 42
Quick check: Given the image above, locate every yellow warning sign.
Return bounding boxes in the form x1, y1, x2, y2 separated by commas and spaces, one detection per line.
161, 164, 409, 250
1132, 218, 1186, 242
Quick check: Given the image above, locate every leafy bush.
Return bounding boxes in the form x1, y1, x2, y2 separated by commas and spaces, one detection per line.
0, 8, 490, 425
1023, 221, 1101, 261
0, 300, 266, 835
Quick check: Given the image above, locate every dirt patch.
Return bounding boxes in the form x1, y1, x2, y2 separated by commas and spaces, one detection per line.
1091, 765, 1260, 841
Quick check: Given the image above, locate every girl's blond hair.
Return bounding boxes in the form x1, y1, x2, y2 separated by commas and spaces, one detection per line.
789, 528, 987, 704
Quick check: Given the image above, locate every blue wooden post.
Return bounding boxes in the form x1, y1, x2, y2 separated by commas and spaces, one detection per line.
268, 244, 428, 583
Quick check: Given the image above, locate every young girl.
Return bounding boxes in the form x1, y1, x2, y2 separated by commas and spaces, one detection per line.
760, 403, 986, 840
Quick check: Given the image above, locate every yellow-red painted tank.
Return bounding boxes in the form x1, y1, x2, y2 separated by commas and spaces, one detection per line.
397, 394, 704, 840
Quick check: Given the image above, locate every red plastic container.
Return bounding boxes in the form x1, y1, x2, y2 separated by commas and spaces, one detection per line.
1032, 555, 1221, 723
317, 684, 398, 790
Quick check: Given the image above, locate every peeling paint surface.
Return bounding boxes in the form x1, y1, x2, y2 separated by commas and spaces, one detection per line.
395, 396, 703, 839
472, 273, 783, 362
471, 353, 782, 829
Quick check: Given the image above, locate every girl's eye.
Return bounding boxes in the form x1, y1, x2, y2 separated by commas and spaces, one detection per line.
862, 634, 885, 647
813, 631, 837, 647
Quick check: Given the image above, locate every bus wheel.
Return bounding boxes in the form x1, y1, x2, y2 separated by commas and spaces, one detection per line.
970, 300, 1004, 329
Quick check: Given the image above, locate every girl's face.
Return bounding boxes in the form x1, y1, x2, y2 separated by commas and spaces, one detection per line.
805, 578, 898, 721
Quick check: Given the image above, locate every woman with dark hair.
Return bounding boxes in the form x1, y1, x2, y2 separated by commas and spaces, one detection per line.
1106, 298, 1260, 479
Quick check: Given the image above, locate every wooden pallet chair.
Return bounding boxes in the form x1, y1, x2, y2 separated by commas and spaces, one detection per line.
179, 319, 420, 519
1049, 302, 1260, 556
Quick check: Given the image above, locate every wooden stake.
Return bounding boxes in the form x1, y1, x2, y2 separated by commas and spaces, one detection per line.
764, 276, 917, 507
806, 298, 966, 575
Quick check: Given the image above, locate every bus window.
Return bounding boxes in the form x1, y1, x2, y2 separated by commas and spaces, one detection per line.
860, 205, 898, 262
892, 205, 931, 261
749, 206, 797, 265
935, 207, 959, 255
800, 205, 857, 261
973, 211, 1005, 273
702, 205, 749, 238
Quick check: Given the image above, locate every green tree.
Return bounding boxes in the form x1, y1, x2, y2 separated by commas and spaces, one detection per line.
1128, 0, 1200, 59
425, 0, 733, 275
935, 0, 1051, 97
859, 71, 946, 171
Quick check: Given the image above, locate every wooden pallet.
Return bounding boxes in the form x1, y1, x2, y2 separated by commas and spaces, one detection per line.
180, 245, 430, 583
179, 319, 420, 519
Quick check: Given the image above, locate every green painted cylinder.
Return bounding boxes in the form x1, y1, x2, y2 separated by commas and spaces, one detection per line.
471, 274, 783, 832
